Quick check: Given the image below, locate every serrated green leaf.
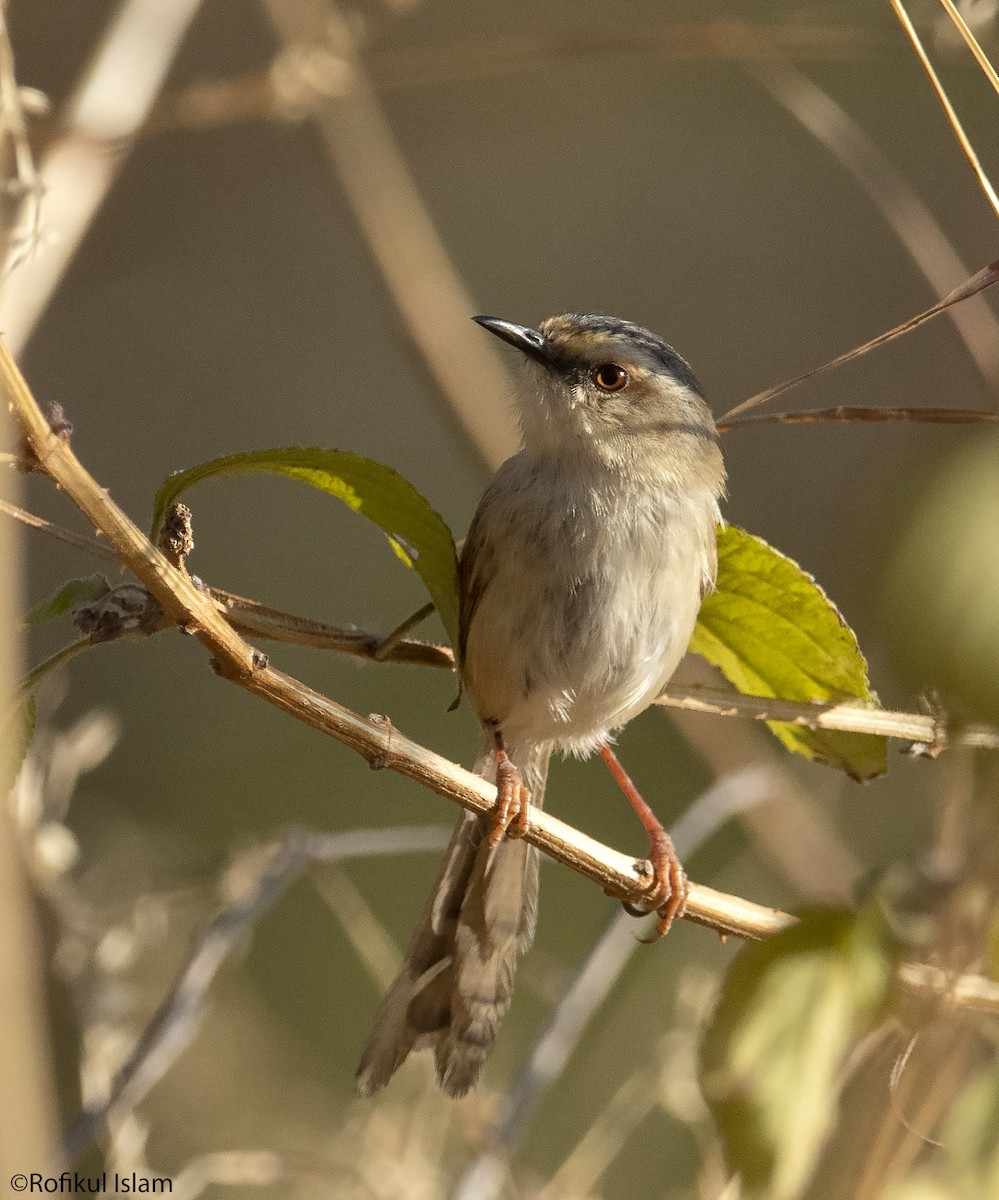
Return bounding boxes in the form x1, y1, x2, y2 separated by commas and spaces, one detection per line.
700, 904, 896, 1200
692, 526, 887, 780
151, 449, 460, 652
27, 574, 110, 625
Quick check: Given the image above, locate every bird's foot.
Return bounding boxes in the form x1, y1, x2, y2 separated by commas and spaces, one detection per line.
487, 747, 530, 847
632, 831, 688, 942
599, 743, 687, 940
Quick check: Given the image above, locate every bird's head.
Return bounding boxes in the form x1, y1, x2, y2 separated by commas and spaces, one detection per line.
474, 312, 724, 492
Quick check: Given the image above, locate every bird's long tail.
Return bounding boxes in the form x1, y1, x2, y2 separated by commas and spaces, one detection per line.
355, 738, 550, 1097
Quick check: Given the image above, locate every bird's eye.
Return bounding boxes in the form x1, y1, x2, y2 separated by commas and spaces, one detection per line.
592, 363, 629, 392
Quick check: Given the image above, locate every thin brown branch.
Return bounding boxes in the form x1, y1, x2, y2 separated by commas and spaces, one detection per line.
211, 589, 452, 668
717, 406, 999, 432
17, 638, 100, 693
2, 334, 788, 944
371, 600, 435, 661
718, 259, 999, 423
656, 684, 999, 753
0, 496, 120, 563
9, 492, 995, 751
0, 499, 453, 669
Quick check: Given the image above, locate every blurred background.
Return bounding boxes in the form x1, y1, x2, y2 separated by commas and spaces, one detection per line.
2, 0, 998, 1196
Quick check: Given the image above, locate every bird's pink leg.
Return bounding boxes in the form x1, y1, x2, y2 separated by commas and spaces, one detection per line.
599, 744, 687, 939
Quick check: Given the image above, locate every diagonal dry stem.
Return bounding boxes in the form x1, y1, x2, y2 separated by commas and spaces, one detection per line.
2, 333, 790, 943
936, 0, 999, 97
889, 0, 999, 219
746, 49, 999, 385
717, 406, 999, 432
719, 259, 999, 423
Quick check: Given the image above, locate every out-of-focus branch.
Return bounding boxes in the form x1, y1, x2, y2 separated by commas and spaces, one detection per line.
0, 10, 45, 274
61, 825, 453, 1162
455, 764, 790, 1200
0, 17, 59, 1174
138, 22, 943, 136
0, 0, 204, 354
260, 0, 519, 469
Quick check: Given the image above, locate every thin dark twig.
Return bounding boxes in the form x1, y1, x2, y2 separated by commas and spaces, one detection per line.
372, 601, 435, 661
717, 406, 999, 433
1, 500, 454, 669
214, 588, 452, 669
0, 497, 120, 563
718, 259, 999, 423
59, 823, 452, 1165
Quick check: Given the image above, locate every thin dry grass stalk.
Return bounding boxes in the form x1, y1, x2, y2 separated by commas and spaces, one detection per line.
888, 0, 999, 218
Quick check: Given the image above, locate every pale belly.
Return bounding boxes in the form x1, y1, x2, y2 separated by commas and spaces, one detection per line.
460, 482, 714, 757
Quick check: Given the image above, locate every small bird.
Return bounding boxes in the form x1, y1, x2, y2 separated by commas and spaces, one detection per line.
356, 313, 726, 1097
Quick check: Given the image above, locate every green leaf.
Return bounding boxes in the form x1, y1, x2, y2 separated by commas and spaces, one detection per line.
700, 904, 896, 1200
883, 1062, 999, 1199
691, 526, 887, 780
151, 449, 460, 652
882, 1180, 953, 1200
939, 1061, 999, 1191
2, 694, 35, 796
27, 574, 110, 625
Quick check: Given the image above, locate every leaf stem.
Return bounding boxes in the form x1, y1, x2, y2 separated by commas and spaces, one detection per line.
17, 639, 97, 695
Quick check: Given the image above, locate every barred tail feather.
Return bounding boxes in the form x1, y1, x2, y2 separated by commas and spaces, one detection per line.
355, 740, 549, 1097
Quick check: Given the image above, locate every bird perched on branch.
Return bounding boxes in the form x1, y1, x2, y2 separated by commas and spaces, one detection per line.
356, 313, 726, 1097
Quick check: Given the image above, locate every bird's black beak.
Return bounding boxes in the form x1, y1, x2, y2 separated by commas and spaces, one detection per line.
473, 316, 554, 370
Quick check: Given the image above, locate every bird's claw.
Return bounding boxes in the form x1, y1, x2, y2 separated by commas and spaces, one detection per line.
626, 846, 688, 942
487, 755, 530, 846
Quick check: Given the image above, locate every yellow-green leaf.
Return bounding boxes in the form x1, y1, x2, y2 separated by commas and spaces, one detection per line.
2, 695, 35, 796
692, 526, 887, 780
700, 905, 895, 1199
151, 449, 460, 651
